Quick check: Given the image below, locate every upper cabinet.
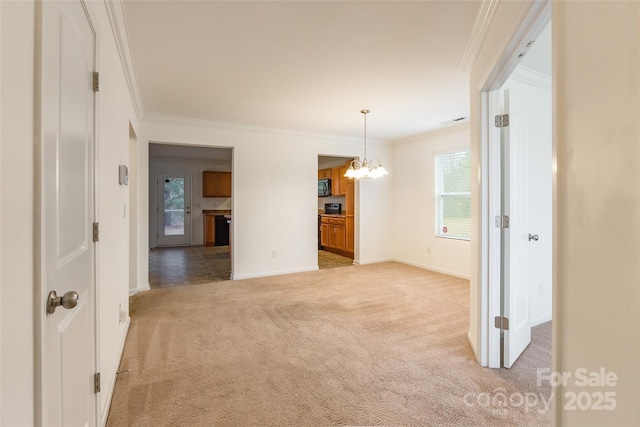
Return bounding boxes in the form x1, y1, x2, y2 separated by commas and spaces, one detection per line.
203, 171, 232, 197
318, 168, 332, 180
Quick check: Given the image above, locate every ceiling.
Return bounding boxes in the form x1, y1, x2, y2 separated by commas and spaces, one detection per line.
123, 1, 480, 141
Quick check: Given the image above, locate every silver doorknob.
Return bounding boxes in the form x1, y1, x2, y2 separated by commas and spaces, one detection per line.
46, 290, 79, 315
528, 233, 539, 242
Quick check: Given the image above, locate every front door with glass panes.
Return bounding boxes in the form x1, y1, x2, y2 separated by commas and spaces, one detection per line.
157, 173, 192, 246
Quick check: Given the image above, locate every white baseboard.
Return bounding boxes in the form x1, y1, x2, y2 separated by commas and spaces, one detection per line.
100, 316, 131, 427
392, 258, 470, 280
530, 315, 552, 327
355, 258, 393, 266
232, 266, 319, 281
129, 283, 150, 296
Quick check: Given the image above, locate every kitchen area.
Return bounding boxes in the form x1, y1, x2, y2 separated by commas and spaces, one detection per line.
318, 156, 355, 269
149, 144, 233, 287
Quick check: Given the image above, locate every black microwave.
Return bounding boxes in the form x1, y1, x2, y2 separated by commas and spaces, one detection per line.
318, 179, 331, 196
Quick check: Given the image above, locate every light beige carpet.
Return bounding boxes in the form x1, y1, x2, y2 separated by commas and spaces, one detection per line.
107, 262, 551, 426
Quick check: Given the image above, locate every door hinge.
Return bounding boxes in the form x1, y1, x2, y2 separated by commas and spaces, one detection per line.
93, 72, 99, 92
94, 372, 101, 393
93, 222, 99, 242
495, 215, 510, 229
494, 114, 509, 127
494, 316, 510, 330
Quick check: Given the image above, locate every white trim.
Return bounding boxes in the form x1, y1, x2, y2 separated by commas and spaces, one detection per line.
129, 283, 150, 296
392, 259, 470, 280
232, 266, 319, 281
141, 114, 392, 146
468, 331, 478, 357
104, 0, 143, 118
100, 317, 131, 427
509, 65, 551, 91
481, 1, 551, 91
459, 0, 501, 73
530, 315, 552, 328
354, 258, 393, 266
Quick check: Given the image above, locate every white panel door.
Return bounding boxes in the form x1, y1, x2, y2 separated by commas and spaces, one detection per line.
157, 173, 192, 246
41, 1, 97, 426
500, 89, 532, 368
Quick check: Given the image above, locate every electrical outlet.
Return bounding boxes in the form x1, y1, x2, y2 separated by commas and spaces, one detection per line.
538, 282, 544, 295
427, 246, 432, 255
272, 250, 278, 258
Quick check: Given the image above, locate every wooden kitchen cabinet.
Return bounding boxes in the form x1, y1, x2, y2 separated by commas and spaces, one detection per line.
204, 213, 216, 246
331, 167, 341, 196
345, 175, 354, 256
203, 171, 231, 197
321, 215, 347, 255
321, 222, 330, 247
318, 168, 332, 180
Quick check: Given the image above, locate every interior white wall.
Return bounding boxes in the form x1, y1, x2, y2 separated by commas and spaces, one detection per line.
554, 2, 640, 425
149, 156, 231, 247
392, 123, 471, 279
0, 1, 35, 425
139, 119, 394, 279
92, 2, 139, 421
502, 71, 552, 327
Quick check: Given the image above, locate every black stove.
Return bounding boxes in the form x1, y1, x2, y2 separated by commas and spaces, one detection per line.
324, 203, 342, 215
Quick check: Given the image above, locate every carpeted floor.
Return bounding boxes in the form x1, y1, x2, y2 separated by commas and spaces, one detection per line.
108, 262, 551, 426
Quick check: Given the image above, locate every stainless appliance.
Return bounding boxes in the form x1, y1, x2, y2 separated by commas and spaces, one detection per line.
318, 179, 331, 197
324, 203, 341, 215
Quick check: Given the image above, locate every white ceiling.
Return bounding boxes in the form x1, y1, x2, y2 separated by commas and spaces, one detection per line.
123, 1, 480, 141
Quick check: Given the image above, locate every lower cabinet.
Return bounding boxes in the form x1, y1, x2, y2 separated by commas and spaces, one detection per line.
320, 215, 349, 257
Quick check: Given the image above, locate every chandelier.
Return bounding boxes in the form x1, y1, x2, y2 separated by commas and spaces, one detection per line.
344, 109, 389, 179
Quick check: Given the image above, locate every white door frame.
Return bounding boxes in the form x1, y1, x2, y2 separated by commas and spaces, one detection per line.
477, 1, 551, 368
35, 0, 101, 424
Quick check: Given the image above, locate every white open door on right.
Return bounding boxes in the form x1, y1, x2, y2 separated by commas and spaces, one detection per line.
498, 88, 532, 368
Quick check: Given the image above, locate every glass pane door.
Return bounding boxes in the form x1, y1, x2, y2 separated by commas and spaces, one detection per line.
163, 177, 185, 236
157, 173, 191, 246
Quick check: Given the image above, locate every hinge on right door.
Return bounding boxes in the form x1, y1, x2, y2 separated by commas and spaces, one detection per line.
93, 72, 100, 92
495, 215, 510, 229
494, 316, 510, 330
94, 372, 101, 393
494, 114, 509, 127
93, 222, 99, 242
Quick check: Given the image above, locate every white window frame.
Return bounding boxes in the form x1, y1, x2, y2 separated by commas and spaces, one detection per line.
435, 150, 471, 241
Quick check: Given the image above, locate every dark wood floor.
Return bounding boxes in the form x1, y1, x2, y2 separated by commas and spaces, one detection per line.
149, 246, 354, 288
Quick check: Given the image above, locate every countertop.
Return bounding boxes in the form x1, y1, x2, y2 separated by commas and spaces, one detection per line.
203, 209, 231, 215
318, 211, 346, 218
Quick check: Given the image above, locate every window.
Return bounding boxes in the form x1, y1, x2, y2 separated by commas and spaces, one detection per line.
435, 150, 471, 240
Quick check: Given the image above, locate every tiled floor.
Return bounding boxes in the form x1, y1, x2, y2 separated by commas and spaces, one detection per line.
318, 250, 353, 269
149, 245, 231, 289
149, 246, 352, 289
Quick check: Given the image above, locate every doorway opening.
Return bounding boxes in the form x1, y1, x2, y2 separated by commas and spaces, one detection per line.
317, 155, 356, 269
482, 13, 552, 368
148, 143, 233, 287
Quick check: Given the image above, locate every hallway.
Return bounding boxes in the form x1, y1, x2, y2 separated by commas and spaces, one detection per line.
149, 246, 231, 288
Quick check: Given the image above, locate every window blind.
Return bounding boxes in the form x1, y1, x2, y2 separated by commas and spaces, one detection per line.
434, 150, 471, 240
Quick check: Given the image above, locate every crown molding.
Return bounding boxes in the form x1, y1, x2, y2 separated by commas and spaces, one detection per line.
141, 114, 393, 146
509, 66, 551, 91
459, 0, 501, 74
104, 0, 143, 118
